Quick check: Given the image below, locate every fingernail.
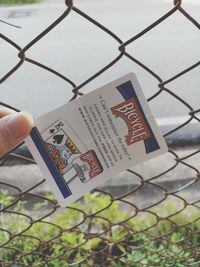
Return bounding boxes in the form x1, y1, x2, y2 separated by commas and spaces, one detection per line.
3, 112, 33, 139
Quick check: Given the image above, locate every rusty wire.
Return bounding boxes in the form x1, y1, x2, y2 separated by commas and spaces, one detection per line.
0, 0, 200, 266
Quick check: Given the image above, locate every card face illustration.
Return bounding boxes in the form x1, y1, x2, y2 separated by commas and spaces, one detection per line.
26, 73, 168, 207
42, 120, 81, 176
72, 150, 103, 183
41, 121, 103, 184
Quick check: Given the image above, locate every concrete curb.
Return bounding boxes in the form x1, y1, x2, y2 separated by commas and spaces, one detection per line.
10, 121, 200, 165
1, 148, 199, 203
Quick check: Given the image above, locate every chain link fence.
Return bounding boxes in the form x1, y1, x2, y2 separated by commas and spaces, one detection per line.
0, 0, 200, 266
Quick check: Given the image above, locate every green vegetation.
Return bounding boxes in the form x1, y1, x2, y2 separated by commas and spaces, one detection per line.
0, 0, 40, 5
0, 190, 199, 266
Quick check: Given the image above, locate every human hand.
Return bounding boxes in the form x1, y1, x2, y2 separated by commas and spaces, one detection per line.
0, 107, 33, 157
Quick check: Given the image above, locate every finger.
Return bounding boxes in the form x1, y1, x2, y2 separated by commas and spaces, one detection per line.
0, 107, 16, 118
0, 111, 33, 158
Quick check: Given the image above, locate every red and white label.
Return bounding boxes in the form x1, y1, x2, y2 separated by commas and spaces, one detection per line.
111, 98, 151, 145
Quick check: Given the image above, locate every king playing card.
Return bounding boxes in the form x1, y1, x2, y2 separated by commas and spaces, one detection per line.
26, 73, 168, 207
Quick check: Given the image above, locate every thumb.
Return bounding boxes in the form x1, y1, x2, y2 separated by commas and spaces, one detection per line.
0, 111, 33, 157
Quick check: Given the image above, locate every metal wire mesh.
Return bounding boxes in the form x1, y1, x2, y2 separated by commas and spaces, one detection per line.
0, 0, 200, 266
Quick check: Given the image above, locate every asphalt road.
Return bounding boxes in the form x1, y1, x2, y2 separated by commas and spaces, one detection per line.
0, 0, 199, 135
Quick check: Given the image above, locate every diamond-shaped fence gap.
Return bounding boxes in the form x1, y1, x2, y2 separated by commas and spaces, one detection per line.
125, 210, 158, 233
80, 54, 163, 102
173, 179, 200, 204
25, 221, 62, 243
79, 216, 111, 236
55, 231, 86, 251
97, 200, 136, 225
179, 148, 200, 170
107, 169, 143, 187
161, 66, 200, 113
152, 175, 199, 200
151, 158, 198, 187
131, 152, 176, 182
149, 194, 186, 220
42, 241, 67, 260
148, 89, 192, 120
17, 2, 73, 57
53, 206, 86, 230
24, 7, 123, 92
100, 172, 143, 201
0, 211, 33, 242
108, 184, 143, 201
163, 225, 197, 247
14, 194, 57, 223
140, 239, 168, 255
124, 10, 200, 79
69, 191, 113, 217
123, 181, 167, 210
103, 224, 131, 244
146, 218, 177, 239
177, 155, 199, 178
0, 62, 78, 117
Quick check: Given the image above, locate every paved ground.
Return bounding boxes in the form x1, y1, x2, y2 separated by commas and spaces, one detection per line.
0, 0, 199, 146
0, 0, 199, 118
0, 147, 199, 206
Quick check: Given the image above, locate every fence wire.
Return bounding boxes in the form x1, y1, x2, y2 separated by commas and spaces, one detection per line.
0, 0, 200, 266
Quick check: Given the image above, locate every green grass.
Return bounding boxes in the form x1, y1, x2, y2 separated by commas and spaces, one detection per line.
0, 190, 199, 266
0, 0, 40, 5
